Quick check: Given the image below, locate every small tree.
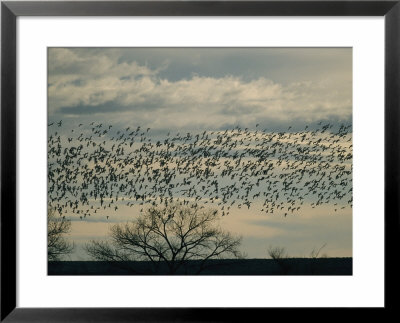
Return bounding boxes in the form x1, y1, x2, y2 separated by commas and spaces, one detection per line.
268, 246, 288, 260
267, 246, 292, 275
85, 203, 243, 274
309, 243, 328, 259
309, 243, 328, 274
48, 208, 74, 261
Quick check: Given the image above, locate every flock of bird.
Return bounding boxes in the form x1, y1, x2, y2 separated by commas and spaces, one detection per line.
48, 121, 352, 219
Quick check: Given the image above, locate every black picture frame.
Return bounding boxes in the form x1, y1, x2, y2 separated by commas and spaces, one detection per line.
1, 1, 399, 321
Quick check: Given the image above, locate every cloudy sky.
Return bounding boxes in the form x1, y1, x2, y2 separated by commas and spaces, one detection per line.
48, 48, 352, 132
48, 48, 352, 260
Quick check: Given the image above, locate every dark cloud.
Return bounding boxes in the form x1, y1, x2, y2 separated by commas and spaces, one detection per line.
58, 100, 164, 115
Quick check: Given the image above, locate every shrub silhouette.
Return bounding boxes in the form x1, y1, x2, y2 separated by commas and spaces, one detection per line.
309, 243, 328, 274
267, 246, 292, 274
267, 244, 330, 275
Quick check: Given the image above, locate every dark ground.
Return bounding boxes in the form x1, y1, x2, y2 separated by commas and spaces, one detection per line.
48, 257, 352, 275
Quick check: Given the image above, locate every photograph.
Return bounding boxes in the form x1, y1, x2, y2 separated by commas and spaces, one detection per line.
47, 47, 353, 275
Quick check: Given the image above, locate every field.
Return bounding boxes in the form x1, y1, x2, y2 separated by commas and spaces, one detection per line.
49, 257, 352, 275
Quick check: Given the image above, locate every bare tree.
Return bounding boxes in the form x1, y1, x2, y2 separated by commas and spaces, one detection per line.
267, 246, 288, 260
309, 243, 328, 259
308, 243, 328, 274
85, 203, 243, 274
267, 246, 292, 274
48, 208, 74, 261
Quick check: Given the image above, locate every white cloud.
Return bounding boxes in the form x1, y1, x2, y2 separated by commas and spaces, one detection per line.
48, 48, 352, 129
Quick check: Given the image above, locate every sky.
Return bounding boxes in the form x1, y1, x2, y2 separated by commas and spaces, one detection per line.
48, 47, 352, 260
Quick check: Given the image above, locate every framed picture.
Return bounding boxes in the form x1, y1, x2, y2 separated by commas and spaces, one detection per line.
1, 0, 398, 321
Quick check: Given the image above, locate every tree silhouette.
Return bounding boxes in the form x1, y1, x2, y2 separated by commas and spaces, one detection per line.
48, 208, 74, 261
267, 246, 292, 274
85, 203, 243, 274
